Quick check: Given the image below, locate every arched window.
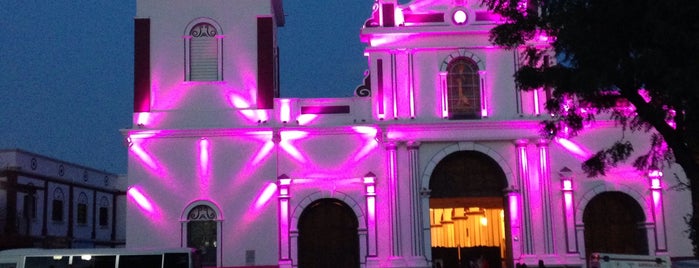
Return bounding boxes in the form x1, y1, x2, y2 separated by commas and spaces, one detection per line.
446, 57, 481, 119
99, 196, 110, 227
52, 188, 65, 222
185, 19, 223, 81
23, 184, 37, 220
77, 192, 88, 225
185, 204, 219, 267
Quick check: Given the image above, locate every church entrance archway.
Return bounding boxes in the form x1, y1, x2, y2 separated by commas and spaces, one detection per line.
298, 198, 360, 268
429, 150, 510, 268
583, 191, 648, 256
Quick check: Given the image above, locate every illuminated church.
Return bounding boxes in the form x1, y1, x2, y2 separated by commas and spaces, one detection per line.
123, 0, 693, 267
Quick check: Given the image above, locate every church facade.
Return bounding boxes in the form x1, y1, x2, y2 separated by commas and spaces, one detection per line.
123, 0, 693, 267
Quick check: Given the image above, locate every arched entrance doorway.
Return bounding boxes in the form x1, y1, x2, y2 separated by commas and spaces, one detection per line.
429, 151, 510, 268
298, 198, 360, 268
583, 191, 648, 256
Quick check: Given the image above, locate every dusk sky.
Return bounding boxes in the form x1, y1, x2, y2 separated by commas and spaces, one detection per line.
0, 1, 370, 174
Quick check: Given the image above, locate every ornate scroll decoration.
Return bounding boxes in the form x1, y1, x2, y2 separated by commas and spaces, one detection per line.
190, 23, 217, 38
355, 73, 371, 97
188, 205, 217, 221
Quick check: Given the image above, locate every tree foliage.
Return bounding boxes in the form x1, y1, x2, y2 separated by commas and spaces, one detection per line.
481, 0, 699, 255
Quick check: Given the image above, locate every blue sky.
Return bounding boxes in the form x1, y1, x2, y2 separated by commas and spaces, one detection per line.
0, 1, 370, 174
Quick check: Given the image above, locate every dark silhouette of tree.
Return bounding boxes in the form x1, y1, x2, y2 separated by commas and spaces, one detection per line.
480, 0, 699, 255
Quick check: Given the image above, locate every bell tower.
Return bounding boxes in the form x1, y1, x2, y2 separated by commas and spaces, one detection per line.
132, 0, 284, 129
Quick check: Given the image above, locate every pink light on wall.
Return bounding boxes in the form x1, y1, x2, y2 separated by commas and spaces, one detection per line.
296, 114, 318, 125
533, 89, 541, 115
364, 173, 378, 256
650, 170, 663, 189
440, 72, 449, 118
280, 99, 291, 123
559, 167, 578, 253
137, 112, 151, 126
648, 169, 667, 251
409, 67, 416, 119
251, 141, 275, 166
229, 94, 252, 109
508, 194, 519, 225
229, 93, 270, 123
352, 126, 379, 161
277, 176, 291, 261
479, 70, 488, 117
127, 186, 160, 220
555, 138, 591, 159
128, 187, 153, 212
394, 7, 405, 26
280, 130, 308, 163
254, 182, 278, 210
198, 138, 211, 196
130, 142, 158, 171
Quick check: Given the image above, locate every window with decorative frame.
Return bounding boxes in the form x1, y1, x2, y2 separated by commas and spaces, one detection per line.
184, 19, 223, 81
51, 188, 65, 222
439, 51, 488, 119
446, 57, 481, 119
77, 192, 88, 225
99, 196, 110, 227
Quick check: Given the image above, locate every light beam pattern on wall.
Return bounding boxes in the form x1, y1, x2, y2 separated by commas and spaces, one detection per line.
127, 186, 158, 218
555, 138, 591, 159
352, 126, 379, 162
199, 138, 211, 196
279, 130, 308, 163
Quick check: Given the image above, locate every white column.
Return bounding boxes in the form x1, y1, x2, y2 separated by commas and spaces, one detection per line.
407, 141, 422, 256
364, 173, 378, 257
391, 52, 399, 119
408, 52, 416, 119
505, 188, 523, 260
559, 167, 578, 253
386, 142, 402, 256
649, 170, 668, 253
537, 139, 555, 254
515, 139, 533, 254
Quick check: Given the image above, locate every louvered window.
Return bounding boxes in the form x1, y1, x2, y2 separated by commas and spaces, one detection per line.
185, 20, 222, 81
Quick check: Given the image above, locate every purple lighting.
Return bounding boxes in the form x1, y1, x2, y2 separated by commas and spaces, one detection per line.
137, 112, 150, 126
352, 126, 379, 159
508, 194, 519, 224
280, 130, 308, 163
199, 138, 211, 195
130, 142, 158, 171
128, 186, 155, 214
280, 99, 291, 123
648, 170, 668, 251
555, 138, 590, 159
251, 141, 275, 166
254, 182, 278, 210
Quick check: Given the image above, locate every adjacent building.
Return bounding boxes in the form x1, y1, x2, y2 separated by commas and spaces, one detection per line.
123, 0, 693, 267
0, 149, 125, 249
